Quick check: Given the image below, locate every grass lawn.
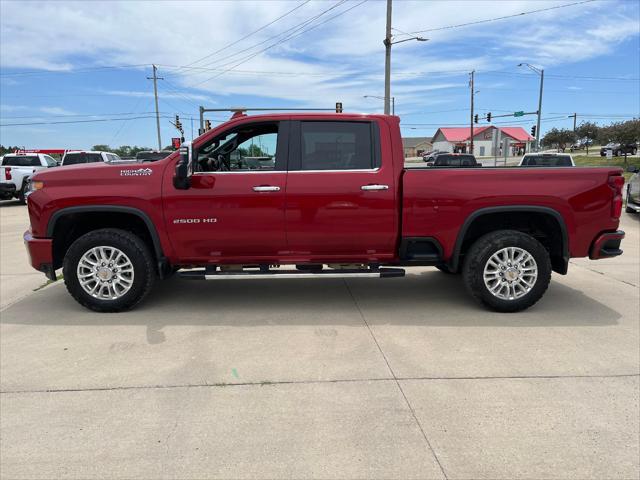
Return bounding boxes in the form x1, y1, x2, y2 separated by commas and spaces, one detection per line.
573, 155, 640, 182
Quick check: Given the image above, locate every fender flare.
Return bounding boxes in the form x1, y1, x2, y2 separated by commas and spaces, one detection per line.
448, 205, 569, 273
47, 205, 164, 259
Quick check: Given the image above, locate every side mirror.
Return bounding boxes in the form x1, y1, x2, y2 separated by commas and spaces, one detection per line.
628, 166, 639, 173
173, 143, 193, 189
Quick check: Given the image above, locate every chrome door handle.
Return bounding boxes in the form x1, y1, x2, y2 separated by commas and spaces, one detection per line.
361, 184, 389, 191
252, 185, 281, 192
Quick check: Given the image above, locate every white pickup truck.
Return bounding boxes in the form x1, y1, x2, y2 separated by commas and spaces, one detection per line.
1, 153, 58, 203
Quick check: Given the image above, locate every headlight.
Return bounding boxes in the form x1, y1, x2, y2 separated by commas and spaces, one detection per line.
24, 180, 44, 200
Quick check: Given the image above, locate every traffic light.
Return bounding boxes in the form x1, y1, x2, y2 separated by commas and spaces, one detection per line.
530, 125, 536, 137
205, 119, 212, 131
474, 114, 479, 124
335, 102, 343, 113
486, 112, 492, 122
175, 115, 183, 133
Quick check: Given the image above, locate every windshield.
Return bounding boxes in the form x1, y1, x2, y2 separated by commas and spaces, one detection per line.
136, 151, 172, 162
433, 154, 477, 166
2, 156, 40, 166
521, 155, 572, 166
63, 153, 103, 165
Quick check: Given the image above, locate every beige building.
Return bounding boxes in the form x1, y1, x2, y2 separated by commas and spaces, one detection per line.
402, 137, 432, 157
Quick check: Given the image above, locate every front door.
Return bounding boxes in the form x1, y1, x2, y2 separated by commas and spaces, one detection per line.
284, 120, 397, 262
163, 120, 289, 263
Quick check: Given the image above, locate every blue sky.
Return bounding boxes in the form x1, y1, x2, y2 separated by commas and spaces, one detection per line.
1, 0, 638, 149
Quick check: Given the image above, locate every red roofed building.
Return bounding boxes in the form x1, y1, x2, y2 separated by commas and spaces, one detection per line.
431, 126, 534, 157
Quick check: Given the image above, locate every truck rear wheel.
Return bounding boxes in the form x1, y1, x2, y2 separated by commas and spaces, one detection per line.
63, 228, 156, 312
462, 230, 551, 312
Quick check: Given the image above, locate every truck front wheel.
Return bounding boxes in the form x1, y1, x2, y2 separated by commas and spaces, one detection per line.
462, 230, 551, 312
63, 228, 156, 312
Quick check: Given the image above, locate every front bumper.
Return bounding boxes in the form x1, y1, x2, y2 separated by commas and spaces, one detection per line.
589, 230, 625, 260
627, 201, 640, 213
23, 230, 56, 280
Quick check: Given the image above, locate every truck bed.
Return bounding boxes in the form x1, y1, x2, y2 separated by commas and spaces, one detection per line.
401, 166, 622, 260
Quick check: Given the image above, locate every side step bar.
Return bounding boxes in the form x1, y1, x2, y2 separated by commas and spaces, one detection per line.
179, 267, 405, 280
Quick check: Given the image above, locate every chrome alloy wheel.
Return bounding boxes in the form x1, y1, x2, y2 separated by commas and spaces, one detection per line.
483, 247, 538, 301
77, 246, 134, 300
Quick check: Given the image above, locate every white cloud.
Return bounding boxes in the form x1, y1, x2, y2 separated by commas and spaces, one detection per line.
39, 106, 76, 115
0, 0, 637, 113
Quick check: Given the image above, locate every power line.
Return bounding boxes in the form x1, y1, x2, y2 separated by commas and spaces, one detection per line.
175, 0, 311, 74
190, 0, 366, 88
189, 0, 349, 73
0, 115, 158, 127
402, 0, 597, 35
0, 64, 148, 77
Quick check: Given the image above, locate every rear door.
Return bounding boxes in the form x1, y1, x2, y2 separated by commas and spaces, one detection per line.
284, 119, 396, 260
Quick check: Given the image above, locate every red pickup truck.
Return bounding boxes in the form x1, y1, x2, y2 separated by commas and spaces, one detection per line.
24, 113, 625, 313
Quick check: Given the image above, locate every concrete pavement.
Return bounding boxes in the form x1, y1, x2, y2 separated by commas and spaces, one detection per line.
1, 206, 638, 479
0, 200, 48, 310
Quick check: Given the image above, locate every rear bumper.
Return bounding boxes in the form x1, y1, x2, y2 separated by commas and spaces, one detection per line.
23, 230, 56, 280
589, 230, 625, 260
0, 182, 16, 196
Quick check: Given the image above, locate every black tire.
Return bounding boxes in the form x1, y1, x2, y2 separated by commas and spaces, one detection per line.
436, 265, 457, 274
63, 228, 156, 312
626, 191, 636, 213
462, 230, 551, 313
18, 183, 28, 204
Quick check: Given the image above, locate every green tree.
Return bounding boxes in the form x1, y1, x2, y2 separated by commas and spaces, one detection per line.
91, 144, 113, 153
575, 121, 599, 155
542, 128, 576, 152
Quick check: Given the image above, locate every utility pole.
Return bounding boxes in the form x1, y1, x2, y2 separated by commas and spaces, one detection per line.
383, 0, 393, 115
469, 70, 475, 155
147, 64, 163, 150
571, 112, 577, 132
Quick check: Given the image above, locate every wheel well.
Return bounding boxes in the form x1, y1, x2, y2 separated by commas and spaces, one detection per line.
51, 212, 158, 270
454, 211, 567, 274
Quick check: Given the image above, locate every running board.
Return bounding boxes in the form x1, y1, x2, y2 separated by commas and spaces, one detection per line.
179, 268, 405, 280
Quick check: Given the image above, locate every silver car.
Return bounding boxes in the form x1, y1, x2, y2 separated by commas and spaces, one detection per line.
627, 166, 640, 213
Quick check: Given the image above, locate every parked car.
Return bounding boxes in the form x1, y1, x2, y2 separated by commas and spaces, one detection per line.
136, 150, 174, 162
519, 153, 575, 167
61, 151, 122, 166
0, 153, 57, 203
600, 142, 638, 157
626, 166, 640, 213
25, 112, 625, 313
426, 153, 480, 167
422, 150, 440, 162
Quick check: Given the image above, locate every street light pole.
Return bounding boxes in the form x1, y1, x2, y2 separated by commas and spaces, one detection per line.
383, 0, 392, 115
469, 70, 475, 155
536, 68, 544, 151
519, 63, 544, 151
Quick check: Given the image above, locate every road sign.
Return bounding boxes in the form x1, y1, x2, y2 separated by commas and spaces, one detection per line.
514, 111, 525, 117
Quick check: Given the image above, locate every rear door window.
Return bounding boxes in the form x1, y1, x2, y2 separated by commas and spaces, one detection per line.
298, 121, 375, 170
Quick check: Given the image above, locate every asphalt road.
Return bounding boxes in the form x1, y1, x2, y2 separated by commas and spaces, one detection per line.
1, 201, 638, 479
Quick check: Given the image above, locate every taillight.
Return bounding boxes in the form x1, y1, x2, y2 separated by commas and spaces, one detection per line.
5, 168, 11, 180
609, 174, 624, 219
